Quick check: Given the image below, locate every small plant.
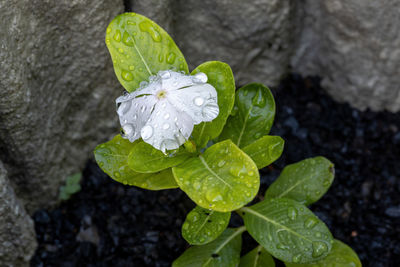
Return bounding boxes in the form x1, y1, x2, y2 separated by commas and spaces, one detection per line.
59, 173, 82, 201
94, 13, 361, 266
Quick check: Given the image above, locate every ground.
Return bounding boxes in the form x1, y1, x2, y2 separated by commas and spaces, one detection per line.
31, 74, 400, 267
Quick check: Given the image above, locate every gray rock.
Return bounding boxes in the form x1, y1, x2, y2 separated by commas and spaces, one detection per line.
130, 0, 295, 87
0, 161, 37, 266
0, 0, 124, 212
292, 0, 400, 112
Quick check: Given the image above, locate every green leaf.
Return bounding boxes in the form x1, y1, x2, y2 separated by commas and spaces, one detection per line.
94, 135, 178, 190
191, 61, 235, 148
265, 157, 334, 205
172, 140, 259, 212
219, 83, 275, 148
241, 198, 333, 264
243, 135, 284, 169
106, 12, 188, 92
182, 206, 231, 245
173, 227, 245, 267
239, 246, 275, 267
127, 141, 190, 173
284, 239, 361, 267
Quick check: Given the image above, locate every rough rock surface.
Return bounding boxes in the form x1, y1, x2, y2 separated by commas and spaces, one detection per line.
0, 161, 37, 266
292, 0, 400, 112
129, 0, 295, 87
0, 0, 124, 212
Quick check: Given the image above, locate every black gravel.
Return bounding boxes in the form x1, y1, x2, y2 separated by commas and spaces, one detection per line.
31, 74, 400, 267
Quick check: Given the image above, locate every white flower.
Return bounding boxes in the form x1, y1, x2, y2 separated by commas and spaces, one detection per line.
116, 70, 219, 153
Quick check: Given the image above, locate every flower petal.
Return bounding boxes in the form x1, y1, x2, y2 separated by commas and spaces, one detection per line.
141, 99, 194, 153
167, 84, 219, 124
117, 94, 157, 142
161, 70, 197, 91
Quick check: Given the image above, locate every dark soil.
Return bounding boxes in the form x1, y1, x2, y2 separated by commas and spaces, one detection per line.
31, 74, 400, 267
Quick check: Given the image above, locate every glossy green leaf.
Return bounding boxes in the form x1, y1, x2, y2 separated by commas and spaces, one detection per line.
219, 83, 275, 148
106, 12, 188, 92
243, 136, 284, 169
172, 140, 259, 212
241, 198, 333, 264
265, 157, 334, 205
182, 206, 231, 245
127, 141, 190, 173
239, 246, 275, 267
191, 61, 235, 148
173, 227, 245, 267
94, 135, 178, 190
285, 239, 361, 267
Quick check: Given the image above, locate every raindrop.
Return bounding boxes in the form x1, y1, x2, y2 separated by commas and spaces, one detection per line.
118, 48, 124, 54
141, 125, 153, 140
304, 217, 319, 229
312, 241, 328, 258
166, 52, 176, 64
122, 31, 134, 46
164, 113, 170, 119
287, 207, 297, 220
292, 254, 301, 263
139, 21, 162, 42
193, 181, 201, 190
163, 123, 170, 130
113, 29, 121, 42
140, 106, 146, 113
193, 96, 205, 106
113, 171, 121, 178
193, 72, 208, 83
129, 65, 135, 71
217, 160, 226, 167
182, 223, 189, 230
160, 71, 171, 79
252, 88, 266, 108
121, 70, 134, 81
122, 124, 134, 135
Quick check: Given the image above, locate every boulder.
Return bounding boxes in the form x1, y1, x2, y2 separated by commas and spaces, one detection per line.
0, 0, 124, 212
129, 0, 295, 87
292, 0, 400, 112
0, 161, 37, 266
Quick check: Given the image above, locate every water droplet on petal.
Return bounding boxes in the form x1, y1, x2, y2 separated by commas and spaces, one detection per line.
193, 72, 208, 83
122, 124, 134, 135
113, 171, 121, 178
141, 125, 153, 140
193, 96, 205, 106
160, 71, 171, 79
163, 123, 170, 130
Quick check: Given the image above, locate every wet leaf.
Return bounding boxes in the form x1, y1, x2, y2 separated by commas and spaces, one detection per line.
172, 140, 259, 212
239, 246, 275, 267
94, 135, 178, 190
284, 239, 361, 267
219, 83, 275, 148
182, 206, 231, 245
243, 135, 284, 169
241, 198, 333, 264
265, 157, 334, 205
191, 61, 235, 148
106, 13, 188, 92
173, 227, 244, 267
127, 141, 190, 173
